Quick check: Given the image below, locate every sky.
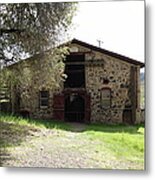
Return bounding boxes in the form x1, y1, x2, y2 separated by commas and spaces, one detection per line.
70, 0, 145, 63
0, 0, 145, 63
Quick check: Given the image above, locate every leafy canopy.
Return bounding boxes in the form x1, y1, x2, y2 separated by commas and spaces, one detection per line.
0, 2, 77, 108
0, 2, 77, 64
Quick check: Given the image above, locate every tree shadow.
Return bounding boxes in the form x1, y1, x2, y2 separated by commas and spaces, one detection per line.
48, 121, 144, 134
0, 121, 40, 166
0, 114, 144, 168
15, 116, 145, 134
0, 113, 144, 134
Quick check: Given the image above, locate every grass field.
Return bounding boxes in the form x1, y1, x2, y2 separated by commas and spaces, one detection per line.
0, 114, 144, 170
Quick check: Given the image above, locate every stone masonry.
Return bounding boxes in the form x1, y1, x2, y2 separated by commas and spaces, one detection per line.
10, 39, 144, 124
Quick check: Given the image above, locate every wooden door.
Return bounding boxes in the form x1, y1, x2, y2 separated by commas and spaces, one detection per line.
53, 94, 64, 121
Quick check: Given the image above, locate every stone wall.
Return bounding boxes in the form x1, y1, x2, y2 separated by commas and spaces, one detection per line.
11, 42, 142, 124
31, 86, 64, 119
85, 51, 132, 123
11, 54, 64, 120
69, 43, 141, 124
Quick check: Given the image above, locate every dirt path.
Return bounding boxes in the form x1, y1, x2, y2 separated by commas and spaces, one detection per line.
1, 122, 143, 169
1, 125, 100, 168
67, 122, 87, 132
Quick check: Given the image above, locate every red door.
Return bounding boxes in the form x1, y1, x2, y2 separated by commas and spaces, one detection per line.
53, 94, 64, 121
85, 94, 91, 123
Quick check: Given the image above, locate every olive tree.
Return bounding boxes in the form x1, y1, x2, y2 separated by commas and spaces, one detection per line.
0, 2, 77, 112
0, 2, 76, 63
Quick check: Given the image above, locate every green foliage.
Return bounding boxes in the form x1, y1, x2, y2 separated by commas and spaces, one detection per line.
34, 46, 70, 90
0, 46, 70, 111
0, 3, 77, 109
0, 2, 77, 62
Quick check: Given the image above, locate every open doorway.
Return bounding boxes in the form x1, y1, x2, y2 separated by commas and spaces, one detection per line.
65, 93, 85, 122
64, 54, 85, 88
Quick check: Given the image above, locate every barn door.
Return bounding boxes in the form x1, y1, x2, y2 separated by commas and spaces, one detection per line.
53, 94, 64, 121
85, 94, 91, 123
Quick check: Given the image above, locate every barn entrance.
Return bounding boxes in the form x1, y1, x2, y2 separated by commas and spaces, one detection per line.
65, 93, 85, 122
53, 92, 90, 123
53, 53, 90, 123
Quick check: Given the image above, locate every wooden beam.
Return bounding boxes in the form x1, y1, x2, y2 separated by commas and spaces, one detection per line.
0, 28, 25, 35
65, 60, 105, 65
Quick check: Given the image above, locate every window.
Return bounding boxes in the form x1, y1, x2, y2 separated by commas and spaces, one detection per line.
103, 78, 109, 84
39, 91, 49, 108
101, 88, 111, 108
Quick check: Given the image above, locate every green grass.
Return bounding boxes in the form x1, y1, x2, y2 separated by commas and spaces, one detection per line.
0, 113, 144, 169
84, 124, 144, 163
0, 113, 70, 130
0, 113, 71, 149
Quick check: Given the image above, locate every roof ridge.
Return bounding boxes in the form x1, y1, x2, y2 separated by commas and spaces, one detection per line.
71, 38, 144, 68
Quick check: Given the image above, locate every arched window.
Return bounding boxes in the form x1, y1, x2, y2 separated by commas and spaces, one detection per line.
100, 88, 111, 108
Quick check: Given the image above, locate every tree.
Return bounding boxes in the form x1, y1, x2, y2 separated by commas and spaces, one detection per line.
0, 2, 77, 113
0, 2, 77, 65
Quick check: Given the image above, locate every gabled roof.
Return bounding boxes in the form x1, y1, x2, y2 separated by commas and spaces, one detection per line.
71, 38, 145, 68
6, 38, 145, 68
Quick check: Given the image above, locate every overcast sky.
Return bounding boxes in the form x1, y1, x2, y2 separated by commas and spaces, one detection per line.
70, 0, 145, 63
0, 0, 145, 63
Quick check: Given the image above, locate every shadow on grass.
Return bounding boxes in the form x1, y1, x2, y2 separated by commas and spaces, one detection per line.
1, 113, 144, 134
0, 113, 144, 166
25, 118, 144, 135
0, 113, 71, 130
25, 117, 144, 134
0, 121, 40, 166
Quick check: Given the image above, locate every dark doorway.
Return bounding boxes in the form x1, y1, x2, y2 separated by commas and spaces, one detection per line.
123, 109, 133, 124
64, 54, 85, 88
65, 94, 85, 122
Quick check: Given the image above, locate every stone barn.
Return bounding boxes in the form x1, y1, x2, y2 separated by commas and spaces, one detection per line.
2, 39, 145, 124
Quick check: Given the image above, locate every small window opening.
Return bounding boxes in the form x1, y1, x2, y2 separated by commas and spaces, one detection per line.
39, 91, 49, 108
103, 78, 109, 84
